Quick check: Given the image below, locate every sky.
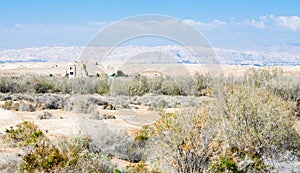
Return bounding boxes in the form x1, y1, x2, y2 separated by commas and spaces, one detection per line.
1, 0, 300, 49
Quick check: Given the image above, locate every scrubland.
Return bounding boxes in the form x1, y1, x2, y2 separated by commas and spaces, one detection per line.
0, 67, 300, 172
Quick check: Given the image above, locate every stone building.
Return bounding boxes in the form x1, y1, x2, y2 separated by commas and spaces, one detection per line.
68, 61, 101, 78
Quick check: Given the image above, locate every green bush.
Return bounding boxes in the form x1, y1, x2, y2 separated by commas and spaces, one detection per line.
96, 79, 110, 95
4, 121, 44, 147
210, 146, 271, 173
59, 137, 115, 172
160, 79, 181, 95
0, 74, 211, 96
111, 70, 128, 78
129, 74, 149, 96
211, 155, 240, 173
19, 144, 68, 172
129, 75, 183, 96
19, 136, 115, 172
4, 122, 116, 172
34, 80, 61, 93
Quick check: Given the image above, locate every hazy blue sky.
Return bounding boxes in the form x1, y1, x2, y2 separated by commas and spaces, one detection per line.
1, 0, 300, 49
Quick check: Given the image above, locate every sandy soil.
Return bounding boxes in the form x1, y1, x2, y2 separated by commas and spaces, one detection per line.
0, 107, 159, 140
0, 106, 159, 169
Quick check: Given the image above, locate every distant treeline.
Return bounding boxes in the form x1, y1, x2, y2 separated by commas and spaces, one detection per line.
0, 74, 212, 96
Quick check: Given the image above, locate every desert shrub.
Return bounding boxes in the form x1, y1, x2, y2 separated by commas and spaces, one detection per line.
90, 112, 116, 120
146, 78, 163, 95
14, 76, 36, 93
0, 77, 18, 93
84, 121, 147, 163
65, 94, 112, 113
96, 79, 110, 95
133, 125, 152, 143
260, 71, 300, 117
194, 74, 212, 96
33, 78, 61, 93
3, 76, 53, 94
36, 94, 64, 110
210, 155, 240, 173
129, 75, 149, 96
107, 134, 146, 163
58, 78, 72, 94
0, 94, 66, 111
2, 121, 58, 172
210, 146, 271, 173
19, 137, 115, 172
160, 79, 181, 96
37, 111, 54, 120
0, 76, 110, 95
145, 107, 219, 173
0, 93, 34, 102
0, 74, 212, 96
241, 68, 300, 102
1, 100, 19, 111
1, 100, 37, 112
109, 77, 131, 96
19, 144, 68, 172
111, 70, 128, 78
18, 100, 37, 112
4, 122, 116, 172
4, 121, 45, 147
243, 68, 273, 88
103, 113, 116, 119
71, 77, 95, 94
58, 137, 115, 172
65, 95, 97, 113
129, 75, 183, 96
214, 83, 300, 159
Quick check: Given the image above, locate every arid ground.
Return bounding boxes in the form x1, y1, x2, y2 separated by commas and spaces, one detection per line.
1, 62, 300, 172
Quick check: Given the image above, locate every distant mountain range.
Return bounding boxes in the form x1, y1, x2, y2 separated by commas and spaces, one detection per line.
0, 46, 82, 62
0, 45, 300, 66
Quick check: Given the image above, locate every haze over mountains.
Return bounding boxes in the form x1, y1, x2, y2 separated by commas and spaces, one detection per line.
0, 45, 300, 66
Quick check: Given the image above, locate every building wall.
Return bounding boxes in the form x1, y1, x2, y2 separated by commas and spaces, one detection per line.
68, 61, 100, 78
68, 65, 76, 78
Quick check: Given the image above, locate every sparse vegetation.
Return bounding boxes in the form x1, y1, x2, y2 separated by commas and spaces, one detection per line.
1, 100, 19, 111
37, 111, 54, 120
215, 83, 299, 156
111, 70, 129, 78
144, 108, 219, 172
0, 74, 212, 96
2, 122, 116, 172
4, 121, 45, 147
1, 68, 300, 172
133, 68, 300, 172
